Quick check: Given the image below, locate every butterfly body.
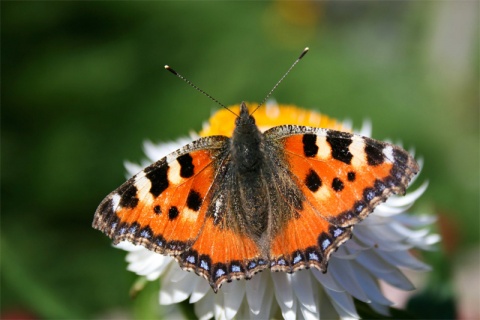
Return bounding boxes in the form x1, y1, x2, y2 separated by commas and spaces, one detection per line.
93, 102, 419, 292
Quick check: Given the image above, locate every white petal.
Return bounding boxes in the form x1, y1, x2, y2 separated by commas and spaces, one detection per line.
393, 214, 437, 228
329, 258, 370, 302
379, 250, 431, 271
143, 138, 193, 162
311, 268, 344, 292
272, 272, 295, 309
124, 161, 143, 178
159, 265, 196, 304
194, 291, 215, 320
168, 265, 189, 283
221, 280, 246, 320
358, 119, 372, 137
356, 252, 415, 290
331, 245, 361, 260
351, 263, 393, 306
374, 204, 413, 216
384, 181, 428, 207
292, 271, 318, 314
116, 241, 143, 252
342, 119, 353, 131
245, 272, 268, 315
324, 289, 359, 319
251, 276, 274, 320
272, 272, 302, 320
189, 277, 210, 303
344, 237, 371, 251
213, 292, 226, 320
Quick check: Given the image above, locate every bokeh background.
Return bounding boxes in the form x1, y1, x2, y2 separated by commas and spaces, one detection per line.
2, 1, 478, 319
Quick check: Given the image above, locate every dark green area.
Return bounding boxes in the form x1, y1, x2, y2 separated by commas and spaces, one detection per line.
2, 1, 477, 319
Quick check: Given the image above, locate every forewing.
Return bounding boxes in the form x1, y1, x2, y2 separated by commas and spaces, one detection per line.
265, 125, 419, 272
92, 136, 228, 255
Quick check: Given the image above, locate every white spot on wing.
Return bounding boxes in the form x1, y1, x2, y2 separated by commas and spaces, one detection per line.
167, 161, 183, 185
313, 185, 331, 201
182, 208, 198, 223
350, 136, 367, 168
383, 145, 394, 162
316, 135, 331, 159
134, 172, 154, 206
111, 193, 121, 210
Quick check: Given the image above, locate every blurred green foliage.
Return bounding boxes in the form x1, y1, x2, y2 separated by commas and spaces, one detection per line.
1, 1, 478, 319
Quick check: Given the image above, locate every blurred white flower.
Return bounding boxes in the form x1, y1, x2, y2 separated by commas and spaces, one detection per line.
116, 104, 439, 320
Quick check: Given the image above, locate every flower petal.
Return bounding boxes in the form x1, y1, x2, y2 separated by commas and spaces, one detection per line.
329, 258, 370, 302
194, 291, 215, 320
189, 277, 210, 303
245, 272, 268, 315
159, 265, 195, 304
292, 271, 318, 314
222, 281, 246, 320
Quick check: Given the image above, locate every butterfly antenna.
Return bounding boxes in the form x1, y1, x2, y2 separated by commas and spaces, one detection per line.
164, 65, 238, 117
252, 47, 309, 115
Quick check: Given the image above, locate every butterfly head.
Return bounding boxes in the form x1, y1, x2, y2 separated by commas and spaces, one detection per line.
234, 102, 257, 132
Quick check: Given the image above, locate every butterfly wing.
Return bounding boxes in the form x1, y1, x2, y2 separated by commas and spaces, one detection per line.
93, 135, 264, 292
264, 125, 419, 272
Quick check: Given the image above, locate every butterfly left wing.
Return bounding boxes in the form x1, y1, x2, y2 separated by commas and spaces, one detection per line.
93, 136, 266, 292
264, 125, 419, 272
92, 137, 229, 255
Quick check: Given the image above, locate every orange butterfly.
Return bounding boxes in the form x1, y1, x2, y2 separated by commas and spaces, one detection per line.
93, 49, 418, 292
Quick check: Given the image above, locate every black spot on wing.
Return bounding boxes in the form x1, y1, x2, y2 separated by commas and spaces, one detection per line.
186, 190, 202, 211
326, 131, 353, 164
118, 184, 139, 208
302, 134, 318, 157
146, 164, 169, 197
365, 141, 385, 166
347, 171, 356, 182
154, 205, 161, 214
177, 153, 195, 178
305, 169, 322, 192
332, 177, 344, 192
168, 206, 179, 220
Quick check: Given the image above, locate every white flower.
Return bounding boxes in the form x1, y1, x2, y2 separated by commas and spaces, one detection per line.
116, 104, 439, 320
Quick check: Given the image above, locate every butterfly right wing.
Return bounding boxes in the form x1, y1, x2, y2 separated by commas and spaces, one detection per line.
264, 125, 419, 273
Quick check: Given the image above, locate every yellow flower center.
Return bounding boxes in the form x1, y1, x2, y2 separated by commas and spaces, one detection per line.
199, 102, 347, 137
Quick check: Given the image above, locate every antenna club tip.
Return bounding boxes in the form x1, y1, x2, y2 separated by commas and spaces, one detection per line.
299, 47, 309, 59
164, 65, 178, 75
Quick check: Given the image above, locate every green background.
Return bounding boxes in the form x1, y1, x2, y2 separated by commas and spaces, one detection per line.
2, 1, 478, 319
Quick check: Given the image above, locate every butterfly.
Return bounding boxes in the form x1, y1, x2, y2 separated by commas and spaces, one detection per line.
93, 49, 419, 293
